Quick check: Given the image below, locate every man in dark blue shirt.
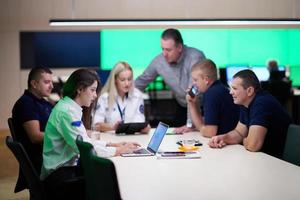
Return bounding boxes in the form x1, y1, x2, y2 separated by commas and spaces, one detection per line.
209, 69, 292, 158
12, 67, 54, 192
187, 59, 239, 137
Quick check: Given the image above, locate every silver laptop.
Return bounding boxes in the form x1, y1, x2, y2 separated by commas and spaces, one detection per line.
121, 122, 169, 157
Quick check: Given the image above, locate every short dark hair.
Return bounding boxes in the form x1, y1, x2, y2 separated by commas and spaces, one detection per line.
161, 28, 183, 45
63, 69, 101, 99
233, 69, 261, 92
27, 67, 52, 89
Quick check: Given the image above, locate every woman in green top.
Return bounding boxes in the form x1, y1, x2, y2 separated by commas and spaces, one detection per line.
41, 69, 139, 199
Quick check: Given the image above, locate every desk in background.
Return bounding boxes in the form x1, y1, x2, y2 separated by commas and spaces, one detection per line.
100, 130, 300, 200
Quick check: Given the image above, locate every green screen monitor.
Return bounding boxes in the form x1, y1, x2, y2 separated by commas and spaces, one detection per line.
100, 29, 300, 87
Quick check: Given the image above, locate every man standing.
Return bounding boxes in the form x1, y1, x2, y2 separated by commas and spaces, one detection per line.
12, 67, 54, 192
188, 59, 239, 137
209, 69, 292, 158
135, 28, 205, 128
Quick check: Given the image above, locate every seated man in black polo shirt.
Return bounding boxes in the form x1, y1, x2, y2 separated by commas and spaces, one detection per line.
209, 69, 292, 159
12, 67, 54, 192
187, 59, 239, 137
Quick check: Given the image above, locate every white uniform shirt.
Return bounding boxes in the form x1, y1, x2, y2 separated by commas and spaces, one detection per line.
41, 96, 116, 180
93, 88, 145, 125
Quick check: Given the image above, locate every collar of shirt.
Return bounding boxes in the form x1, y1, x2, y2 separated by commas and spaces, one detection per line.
210, 80, 222, 88
63, 96, 83, 113
245, 90, 266, 109
174, 45, 187, 65
127, 89, 135, 99
116, 95, 129, 108
24, 89, 46, 102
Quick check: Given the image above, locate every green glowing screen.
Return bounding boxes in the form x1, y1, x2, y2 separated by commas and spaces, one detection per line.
100, 29, 300, 86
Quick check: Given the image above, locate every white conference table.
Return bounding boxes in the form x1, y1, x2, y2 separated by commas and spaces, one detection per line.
99, 129, 300, 200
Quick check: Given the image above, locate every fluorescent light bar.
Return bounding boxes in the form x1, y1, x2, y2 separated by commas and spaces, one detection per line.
49, 19, 300, 26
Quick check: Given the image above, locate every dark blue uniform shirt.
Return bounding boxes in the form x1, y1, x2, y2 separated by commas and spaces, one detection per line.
202, 80, 239, 135
239, 91, 292, 158
12, 90, 53, 191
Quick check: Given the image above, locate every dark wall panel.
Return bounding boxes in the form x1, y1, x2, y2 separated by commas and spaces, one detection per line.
20, 32, 100, 69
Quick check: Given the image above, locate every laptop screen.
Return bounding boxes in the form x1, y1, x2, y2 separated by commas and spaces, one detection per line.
147, 122, 169, 153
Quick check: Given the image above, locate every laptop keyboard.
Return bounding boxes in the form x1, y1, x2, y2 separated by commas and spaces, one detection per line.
133, 148, 150, 154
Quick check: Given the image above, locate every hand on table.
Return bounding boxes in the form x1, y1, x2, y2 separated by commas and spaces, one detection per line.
115, 142, 140, 155
174, 125, 195, 134
208, 135, 226, 148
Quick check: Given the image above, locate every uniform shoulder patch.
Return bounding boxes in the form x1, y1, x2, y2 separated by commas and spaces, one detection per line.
139, 104, 144, 114
71, 121, 81, 127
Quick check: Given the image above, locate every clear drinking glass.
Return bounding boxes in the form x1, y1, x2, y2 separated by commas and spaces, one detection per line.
91, 125, 101, 141
182, 139, 196, 149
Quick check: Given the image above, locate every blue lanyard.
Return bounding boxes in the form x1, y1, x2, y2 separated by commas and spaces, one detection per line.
116, 102, 126, 122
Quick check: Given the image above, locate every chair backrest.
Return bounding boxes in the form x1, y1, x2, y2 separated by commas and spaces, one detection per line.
76, 135, 95, 200
7, 117, 17, 140
283, 124, 300, 166
262, 80, 292, 106
8, 117, 28, 193
5, 136, 45, 200
76, 135, 122, 200
90, 153, 122, 200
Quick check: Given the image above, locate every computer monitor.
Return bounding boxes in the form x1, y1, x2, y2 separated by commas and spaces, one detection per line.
251, 65, 286, 82
250, 66, 270, 82
226, 65, 249, 83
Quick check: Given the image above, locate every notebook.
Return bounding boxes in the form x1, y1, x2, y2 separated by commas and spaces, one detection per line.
121, 122, 169, 157
115, 122, 148, 135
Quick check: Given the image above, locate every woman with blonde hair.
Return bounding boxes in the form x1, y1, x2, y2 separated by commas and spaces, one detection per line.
93, 61, 150, 133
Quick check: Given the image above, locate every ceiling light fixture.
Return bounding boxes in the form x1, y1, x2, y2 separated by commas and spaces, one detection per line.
49, 19, 300, 27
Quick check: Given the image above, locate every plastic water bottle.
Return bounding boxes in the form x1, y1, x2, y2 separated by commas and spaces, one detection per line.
186, 104, 193, 128
186, 118, 193, 128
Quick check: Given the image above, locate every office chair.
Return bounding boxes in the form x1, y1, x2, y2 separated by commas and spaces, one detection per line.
76, 135, 94, 200
76, 135, 122, 200
5, 136, 45, 200
283, 124, 300, 166
7, 117, 17, 140
8, 117, 28, 193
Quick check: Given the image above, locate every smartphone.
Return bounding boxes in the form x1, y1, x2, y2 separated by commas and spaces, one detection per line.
176, 140, 203, 146
161, 151, 196, 157
188, 85, 199, 98
161, 152, 186, 157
